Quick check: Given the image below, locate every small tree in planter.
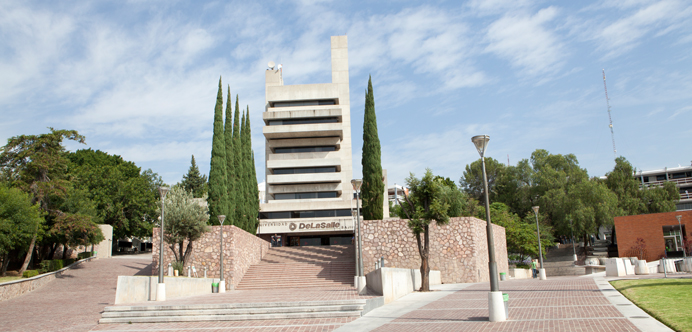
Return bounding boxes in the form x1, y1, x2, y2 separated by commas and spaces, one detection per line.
627, 238, 647, 260
158, 186, 209, 268
398, 169, 450, 292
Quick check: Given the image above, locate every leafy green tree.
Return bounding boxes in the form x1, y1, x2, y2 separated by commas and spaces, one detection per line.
181, 155, 208, 198
398, 169, 450, 291
159, 186, 210, 267
207, 77, 230, 224
0, 185, 43, 276
67, 149, 159, 239
361, 76, 384, 220
460, 157, 506, 202
604, 157, 678, 215
485, 203, 551, 262
563, 179, 619, 243
223, 89, 236, 225
51, 213, 103, 257
0, 128, 85, 274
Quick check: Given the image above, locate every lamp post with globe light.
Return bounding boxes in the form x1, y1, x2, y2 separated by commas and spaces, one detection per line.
533, 206, 546, 280
156, 186, 170, 301
218, 215, 226, 293
470, 135, 505, 322
351, 179, 365, 294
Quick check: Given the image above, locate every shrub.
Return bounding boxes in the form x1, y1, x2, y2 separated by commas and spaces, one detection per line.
515, 263, 531, 269
172, 261, 184, 276
64, 259, 75, 266
77, 251, 93, 260
23, 270, 39, 278
52, 260, 64, 271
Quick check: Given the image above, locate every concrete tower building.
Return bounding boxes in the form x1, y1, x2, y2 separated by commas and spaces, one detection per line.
258, 36, 356, 246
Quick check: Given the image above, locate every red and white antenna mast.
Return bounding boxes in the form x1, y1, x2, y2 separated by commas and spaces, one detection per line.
602, 69, 617, 159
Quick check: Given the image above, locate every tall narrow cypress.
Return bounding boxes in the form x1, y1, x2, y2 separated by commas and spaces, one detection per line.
361, 76, 384, 220
224, 86, 236, 226
240, 111, 250, 228
245, 108, 259, 232
208, 77, 229, 224
232, 98, 246, 229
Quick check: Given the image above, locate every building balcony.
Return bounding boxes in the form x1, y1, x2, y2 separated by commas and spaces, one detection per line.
267, 173, 342, 185
263, 123, 343, 139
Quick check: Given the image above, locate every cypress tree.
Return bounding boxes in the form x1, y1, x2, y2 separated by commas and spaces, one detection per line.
224, 86, 236, 225
232, 97, 245, 229
240, 111, 250, 228
181, 155, 207, 198
207, 77, 229, 224
245, 108, 259, 232
361, 76, 384, 220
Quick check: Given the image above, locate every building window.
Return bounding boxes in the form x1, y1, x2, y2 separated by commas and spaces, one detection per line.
268, 117, 339, 126
273, 167, 337, 175
274, 192, 338, 200
656, 175, 667, 181
260, 209, 352, 219
274, 146, 336, 153
272, 100, 336, 107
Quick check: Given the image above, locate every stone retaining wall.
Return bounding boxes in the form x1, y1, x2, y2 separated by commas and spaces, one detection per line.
152, 225, 269, 290
0, 256, 96, 302
361, 217, 508, 284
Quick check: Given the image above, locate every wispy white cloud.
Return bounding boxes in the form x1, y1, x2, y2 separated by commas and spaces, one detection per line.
484, 7, 566, 76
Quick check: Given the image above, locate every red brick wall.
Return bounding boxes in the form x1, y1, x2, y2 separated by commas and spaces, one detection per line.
152, 225, 269, 290
360, 217, 508, 284
614, 210, 692, 261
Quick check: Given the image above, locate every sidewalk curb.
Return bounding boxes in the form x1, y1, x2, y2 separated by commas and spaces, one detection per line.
595, 276, 674, 332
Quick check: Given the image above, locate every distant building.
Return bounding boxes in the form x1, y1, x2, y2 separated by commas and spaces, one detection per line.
635, 164, 692, 211
615, 210, 691, 260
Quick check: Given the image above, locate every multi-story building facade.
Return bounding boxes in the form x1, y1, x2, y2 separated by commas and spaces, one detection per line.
257, 36, 357, 247
636, 164, 692, 211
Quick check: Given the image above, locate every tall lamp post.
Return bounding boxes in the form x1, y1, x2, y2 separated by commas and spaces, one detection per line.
532, 206, 546, 280
156, 186, 170, 301
676, 215, 686, 257
218, 215, 226, 293
471, 135, 505, 322
351, 179, 365, 294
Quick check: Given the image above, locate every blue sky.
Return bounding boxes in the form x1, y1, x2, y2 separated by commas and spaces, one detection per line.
1, 0, 691, 187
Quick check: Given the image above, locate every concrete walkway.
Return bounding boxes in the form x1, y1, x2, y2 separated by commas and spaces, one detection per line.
0, 255, 152, 332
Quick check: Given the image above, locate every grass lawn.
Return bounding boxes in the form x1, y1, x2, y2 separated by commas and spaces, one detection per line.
0, 276, 22, 283
611, 278, 692, 332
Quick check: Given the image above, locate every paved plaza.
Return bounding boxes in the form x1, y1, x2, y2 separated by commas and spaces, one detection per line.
0, 255, 682, 332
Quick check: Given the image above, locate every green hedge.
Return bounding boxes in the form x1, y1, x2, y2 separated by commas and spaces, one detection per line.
23, 270, 39, 278
77, 251, 93, 260
64, 258, 75, 266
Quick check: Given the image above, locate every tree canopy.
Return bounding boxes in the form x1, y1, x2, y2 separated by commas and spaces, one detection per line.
181, 155, 207, 198
159, 186, 209, 267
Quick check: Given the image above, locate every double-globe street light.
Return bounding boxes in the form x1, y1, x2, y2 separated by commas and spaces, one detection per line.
157, 186, 170, 301
351, 179, 365, 294
471, 135, 505, 322
218, 215, 226, 293
532, 206, 546, 280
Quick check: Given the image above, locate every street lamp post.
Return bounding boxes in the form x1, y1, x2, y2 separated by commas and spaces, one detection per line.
156, 186, 170, 301
532, 206, 546, 280
218, 215, 226, 293
351, 179, 365, 294
570, 220, 577, 263
676, 215, 686, 257
471, 135, 505, 322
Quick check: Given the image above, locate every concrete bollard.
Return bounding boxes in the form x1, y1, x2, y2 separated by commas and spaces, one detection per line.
635, 260, 648, 275
606, 258, 626, 277
204, 267, 207, 278
168, 263, 173, 277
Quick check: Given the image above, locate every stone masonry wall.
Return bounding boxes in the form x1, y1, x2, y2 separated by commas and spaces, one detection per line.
152, 225, 269, 290
361, 217, 508, 284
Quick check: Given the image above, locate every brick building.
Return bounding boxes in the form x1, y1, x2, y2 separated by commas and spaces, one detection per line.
614, 210, 692, 261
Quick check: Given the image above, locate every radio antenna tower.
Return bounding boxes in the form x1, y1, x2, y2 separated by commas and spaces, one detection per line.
602, 69, 617, 159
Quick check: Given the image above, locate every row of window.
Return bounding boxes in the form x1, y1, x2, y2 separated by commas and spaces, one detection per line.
268, 117, 338, 126
641, 171, 692, 182
273, 166, 337, 175
272, 100, 336, 108
274, 192, 338, 200
260, 209, 352, 219
274, 146, 336, 154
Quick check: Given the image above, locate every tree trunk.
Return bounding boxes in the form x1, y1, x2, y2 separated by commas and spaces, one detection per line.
1, 252, 9, 277
18, 233, 37, 275
421, 225, 430, 291
415, 228, 430, 292
178, 242, 184, 265
48, 243, 58, 260
182, 241, 194, 267
169, 243, 180, 262
62, 244, 68, 259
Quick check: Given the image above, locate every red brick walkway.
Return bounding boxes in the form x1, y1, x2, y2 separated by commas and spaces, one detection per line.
0, 255, 152, 332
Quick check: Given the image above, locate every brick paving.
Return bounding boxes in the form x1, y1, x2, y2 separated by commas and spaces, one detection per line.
368, 277, 641, 332
0, 255, 152, 332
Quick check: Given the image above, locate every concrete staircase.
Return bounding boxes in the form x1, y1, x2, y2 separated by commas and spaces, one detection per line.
99, 300, 365, 324
235, 245, 355, 290
543, 243, 585, 276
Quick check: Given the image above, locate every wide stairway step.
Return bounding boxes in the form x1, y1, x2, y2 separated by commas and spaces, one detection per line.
99, 300, 365, 324
236, 245, 356, 290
